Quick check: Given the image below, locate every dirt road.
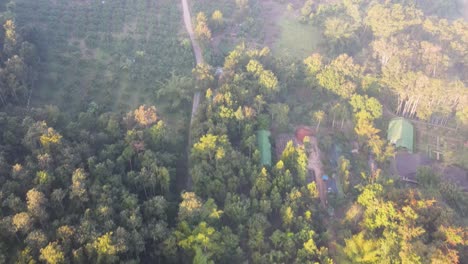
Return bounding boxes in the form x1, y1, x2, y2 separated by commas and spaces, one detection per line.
181, 0, 203, 125
307, 137, 327, 207
181, 0, 204, 189
181, 0, 203, 64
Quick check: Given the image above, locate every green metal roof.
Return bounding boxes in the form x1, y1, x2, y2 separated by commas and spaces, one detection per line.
257, 130, 272, 166
387, 118, 414, 153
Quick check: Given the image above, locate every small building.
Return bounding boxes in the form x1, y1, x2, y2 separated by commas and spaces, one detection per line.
257, 130, 272, 166
295, 126, 314, 144
387, 118, 414, 153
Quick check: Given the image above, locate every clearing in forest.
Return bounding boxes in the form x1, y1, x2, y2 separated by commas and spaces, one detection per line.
273, 12, 321, 59
260, 0, 321, 59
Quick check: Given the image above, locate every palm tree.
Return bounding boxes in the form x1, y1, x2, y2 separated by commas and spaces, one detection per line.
337, 232, 380, 264
314, 110, 325, 131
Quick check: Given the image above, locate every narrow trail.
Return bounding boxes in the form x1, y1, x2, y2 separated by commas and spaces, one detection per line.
307, 137, 327, 207
181, 0, 203, 189
181, 0, 203, 125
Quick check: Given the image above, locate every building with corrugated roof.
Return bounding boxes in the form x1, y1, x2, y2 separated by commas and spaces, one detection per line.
387, 118, 414, 153
257, 130, 272, 166
295, 126, 314, 144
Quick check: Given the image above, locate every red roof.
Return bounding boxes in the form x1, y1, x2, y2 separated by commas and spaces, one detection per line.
295, 126, 314, 144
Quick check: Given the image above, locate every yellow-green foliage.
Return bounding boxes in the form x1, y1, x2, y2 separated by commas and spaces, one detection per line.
36, 171, 49, 185
246, 59, 278, 90
40, 242, 65, 264
39, 128, 62, 149
94, 232, 117, 256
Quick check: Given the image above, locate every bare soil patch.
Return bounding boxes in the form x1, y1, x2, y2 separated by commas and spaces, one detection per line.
258, 0, 285, 47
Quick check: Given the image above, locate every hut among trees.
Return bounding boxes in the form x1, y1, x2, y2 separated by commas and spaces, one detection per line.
257, 130, 272, 166
387, 118, 414, 153
295, 126, 314, 144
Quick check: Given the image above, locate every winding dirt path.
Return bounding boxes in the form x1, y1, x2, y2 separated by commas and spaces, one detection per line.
307, 137, 327, 207
181, 0, 203, 125
181, 0, 204, 189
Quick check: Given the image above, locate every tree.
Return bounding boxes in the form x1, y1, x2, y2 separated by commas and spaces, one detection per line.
133, 105, 158, 127
313, 110, 325, 131
179, 192, 203, 221
281, 206, 294, 228
195, 12, 212, 43
192, 134, 227, 161
317, 54, 360, 98
12, 212, 33, 234
338, 156, 351, 194
93, 232, 118, 263
349, 94, 382, 121
354, 113, 379, 140
367, 136, 395, 163
252, 168, 271, 197
3, 20, 17, 55
419, 41, 449, 77
224, 193, 250, 225
416, 166, 440, 188
39, 127, 62, 150
177, 222, 222, 261
304, 53, 322, 75
1, 55, 28, 100
269, 103, 289, 129
193, 246, 213, 264
370, 38, 401, 67
22, 120, 48, 153
455, 103, 468, 129
338, 232, 380, 263
193, 63, 214, 88
323, 16, 358, 46
246, 59, 278, 91
211, 10, 224, 29
258, 70, 279, 91
26, 188, 48, 221
300, 0, 315, 20
156, 73, 193, 110
365, 3, 422, 38
40, 242, 65, 264
26, 230, 48, 253
70, 168, 89, 204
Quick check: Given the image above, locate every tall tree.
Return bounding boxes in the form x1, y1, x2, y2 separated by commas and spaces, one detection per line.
313, 110, 325, 131
365, 3, 422, 38
40, 242, 65, 264
195, 12, 212, 44
26, 188, 48, 222
338, 232, 380, 264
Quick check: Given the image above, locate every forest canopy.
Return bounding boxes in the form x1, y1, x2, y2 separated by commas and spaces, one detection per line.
0, 0, 467, 263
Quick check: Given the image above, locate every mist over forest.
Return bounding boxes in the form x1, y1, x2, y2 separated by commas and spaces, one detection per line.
0, 0, 467, 263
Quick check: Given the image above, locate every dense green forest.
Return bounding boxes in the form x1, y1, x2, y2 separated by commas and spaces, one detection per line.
0, 0, 467, 263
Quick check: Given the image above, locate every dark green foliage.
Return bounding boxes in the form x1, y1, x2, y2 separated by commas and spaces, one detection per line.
1, 0, 467, 263
0, 103, 180, 263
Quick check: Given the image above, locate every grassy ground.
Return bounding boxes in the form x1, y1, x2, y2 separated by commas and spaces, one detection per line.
273, 13, 321, 59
